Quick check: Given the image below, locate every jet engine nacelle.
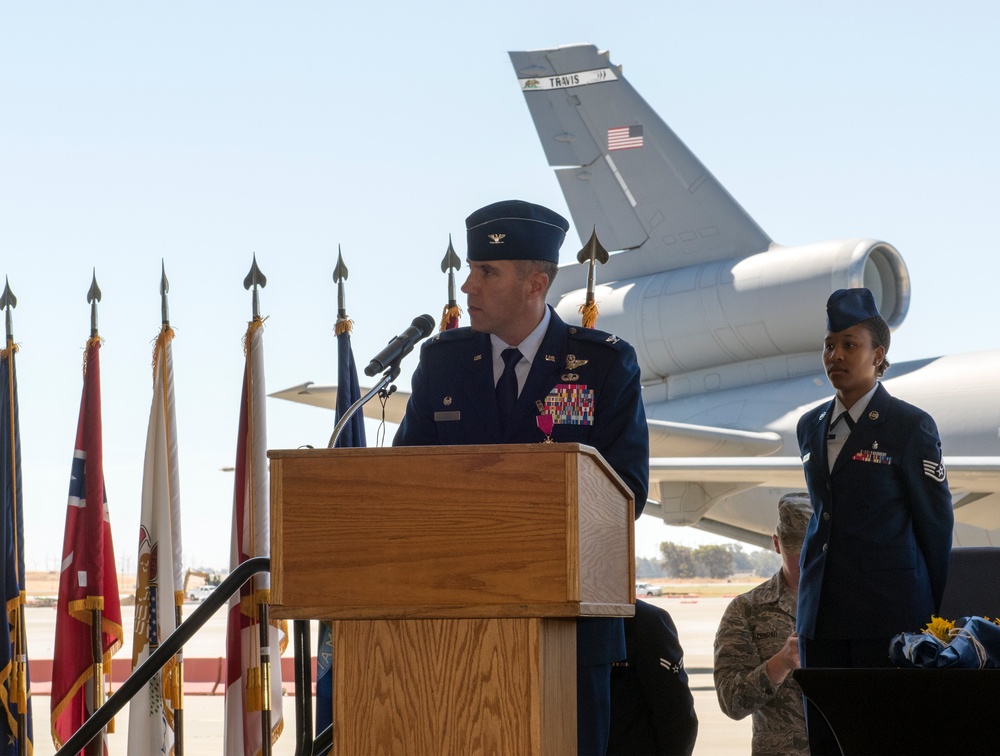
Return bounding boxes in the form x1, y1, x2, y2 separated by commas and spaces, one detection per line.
554, 238, 910, 382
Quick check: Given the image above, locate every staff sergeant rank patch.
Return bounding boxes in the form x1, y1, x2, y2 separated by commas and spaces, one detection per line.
923, 459, 947, 482
544, 383, 594, 425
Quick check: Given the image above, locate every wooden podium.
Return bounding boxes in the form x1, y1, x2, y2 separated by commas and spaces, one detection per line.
268, 443, 635, 755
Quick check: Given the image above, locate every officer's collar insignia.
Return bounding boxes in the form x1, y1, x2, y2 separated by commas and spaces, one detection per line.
819, 412, 827, 421
473, 354, 482, 361
487, 233, 506, 244
545, 354, 556, 362
605, 334, 620, 344
869, 410, 879, 420
565, 354, 588, 370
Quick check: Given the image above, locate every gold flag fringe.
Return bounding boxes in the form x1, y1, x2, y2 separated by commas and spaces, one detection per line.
82, 335, 104, 376
439, 304, 462, 331
334, 317, 353, 336
242, 317, 266, 355
579, 301, 600, 329
151, 325, 176, 381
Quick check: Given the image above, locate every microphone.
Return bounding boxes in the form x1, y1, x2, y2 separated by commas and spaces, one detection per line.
364, 314, 436, 376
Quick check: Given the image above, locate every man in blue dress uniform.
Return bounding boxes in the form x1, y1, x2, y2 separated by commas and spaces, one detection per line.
796, 288, 953, 754
394, 199, 649, 755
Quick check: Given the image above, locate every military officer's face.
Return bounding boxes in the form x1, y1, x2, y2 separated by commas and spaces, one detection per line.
823, 324, 885, 404
461, 259, 545, 344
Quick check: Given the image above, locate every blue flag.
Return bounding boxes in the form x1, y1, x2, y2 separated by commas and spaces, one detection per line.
0, 344, 32, 753
316, 321, 367, 734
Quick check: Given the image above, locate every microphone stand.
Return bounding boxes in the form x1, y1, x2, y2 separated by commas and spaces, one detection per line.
327, 363, 400, 449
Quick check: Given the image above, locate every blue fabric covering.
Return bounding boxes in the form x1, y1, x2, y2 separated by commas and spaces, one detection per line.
890, 617, 1000, 669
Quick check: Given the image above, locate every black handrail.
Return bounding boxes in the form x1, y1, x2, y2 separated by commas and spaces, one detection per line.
56, 556, 271, 755
292, 619, 313, 755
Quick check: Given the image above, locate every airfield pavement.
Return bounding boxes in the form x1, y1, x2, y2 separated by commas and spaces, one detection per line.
25, 586, 755, 755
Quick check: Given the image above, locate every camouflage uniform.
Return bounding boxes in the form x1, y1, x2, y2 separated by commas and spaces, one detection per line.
713, 571, 808, 756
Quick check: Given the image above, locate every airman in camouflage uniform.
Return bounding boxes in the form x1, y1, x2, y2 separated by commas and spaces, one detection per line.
713, 493, 812, 756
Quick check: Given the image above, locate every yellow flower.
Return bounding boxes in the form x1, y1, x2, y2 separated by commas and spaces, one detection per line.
923, 615, 955, 642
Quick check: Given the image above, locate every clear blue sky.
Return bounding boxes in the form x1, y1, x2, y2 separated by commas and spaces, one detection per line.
2, 2, 997, 571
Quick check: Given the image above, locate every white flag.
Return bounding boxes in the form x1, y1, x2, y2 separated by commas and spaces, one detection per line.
128, 326, 184, 755
224, 319, 285, 754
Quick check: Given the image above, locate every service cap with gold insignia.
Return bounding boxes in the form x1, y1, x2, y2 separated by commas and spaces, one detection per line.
466, 200, 569, 264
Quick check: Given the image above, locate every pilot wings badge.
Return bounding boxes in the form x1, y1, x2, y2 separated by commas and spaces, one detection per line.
562, 353, 588, 381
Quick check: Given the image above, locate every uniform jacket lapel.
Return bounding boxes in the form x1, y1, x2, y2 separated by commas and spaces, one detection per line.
807, 398, 837, 478
831, 383, 891, 476
461, 331, 504, 438
522, 313, 567, 398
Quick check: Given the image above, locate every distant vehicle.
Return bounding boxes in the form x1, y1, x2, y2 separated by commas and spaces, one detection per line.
188, 584, 217, 602
635, 582, 663, 597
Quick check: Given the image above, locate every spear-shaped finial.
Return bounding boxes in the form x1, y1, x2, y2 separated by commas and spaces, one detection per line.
88, 268, 103, 337
576, 227, 609, 328
439, 235, 462, 331
160, 259, 170, 326
333, 245, 348, 321
243, 254, 267, 320
333, 246, 353, 336
0, 277, 16, 344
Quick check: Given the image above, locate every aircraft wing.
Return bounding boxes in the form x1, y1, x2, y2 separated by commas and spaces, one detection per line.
649, 456, 1000, 536
648, 418, 782, 457
510, 44, 772, 294
269, 382, 410, 426
651, 456, 1000, 487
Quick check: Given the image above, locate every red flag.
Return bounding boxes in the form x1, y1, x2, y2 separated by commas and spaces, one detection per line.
51, 337, 123, 752
224, 319, 285, 754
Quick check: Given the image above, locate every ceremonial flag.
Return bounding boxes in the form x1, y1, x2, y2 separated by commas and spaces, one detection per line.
224, 319, 285, 754
0, 340, 32, 753
315, 317, 368, 733
52, 336, 124, 752
128, 326, 184, 755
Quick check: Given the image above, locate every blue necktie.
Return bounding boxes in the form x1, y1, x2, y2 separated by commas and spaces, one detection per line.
496, 348, 522, 433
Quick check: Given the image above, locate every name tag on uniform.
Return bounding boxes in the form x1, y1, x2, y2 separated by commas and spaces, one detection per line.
434, 411, 461, 422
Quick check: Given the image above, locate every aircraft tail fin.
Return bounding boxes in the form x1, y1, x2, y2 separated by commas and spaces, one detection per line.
510, 44, 771, 283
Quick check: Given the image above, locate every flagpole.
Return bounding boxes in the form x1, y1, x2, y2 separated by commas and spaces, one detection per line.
439, 235, 462, 331
317, 250, 369, 742
244, 256, 273, 756
87, 608, 104, 756
257, 602, 272, 752
2, 279, 29, 756
163, 263, 186, 756
577, 227, 609, 329
86, 272, 105, 756
329, 249, 396, 448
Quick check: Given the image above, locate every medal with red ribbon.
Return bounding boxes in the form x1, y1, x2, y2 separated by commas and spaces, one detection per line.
536, 412, 554, 443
